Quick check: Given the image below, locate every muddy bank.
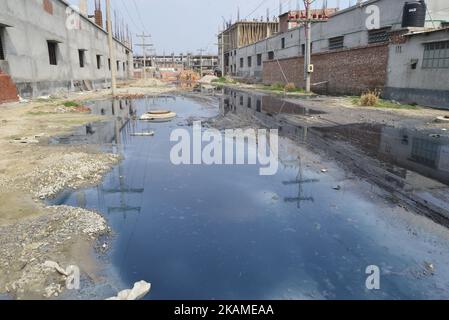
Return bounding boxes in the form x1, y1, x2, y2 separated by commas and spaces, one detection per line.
0, 206, 108, 299
0, 80, 174, 299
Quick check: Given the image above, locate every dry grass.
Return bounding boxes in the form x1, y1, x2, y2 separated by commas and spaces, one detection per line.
359, 90, 380, 106
284, 82, 297, 92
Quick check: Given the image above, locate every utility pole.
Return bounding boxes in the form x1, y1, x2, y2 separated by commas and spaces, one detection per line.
148, 48, 157, 69
220, 34, 225, 76
136, 33, 153, 80
106, 0, 117, 96
197, 49, 206, 78
304, 0, 312, 93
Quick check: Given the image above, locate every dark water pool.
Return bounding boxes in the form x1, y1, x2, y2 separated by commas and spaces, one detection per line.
52, 93, 449, 300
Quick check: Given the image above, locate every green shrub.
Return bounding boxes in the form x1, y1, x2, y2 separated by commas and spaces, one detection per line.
63, 101, 80, 107
270, 83, 285, 91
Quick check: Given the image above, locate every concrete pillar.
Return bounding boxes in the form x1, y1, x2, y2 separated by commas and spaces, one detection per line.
79, 0, 88, 16
94, 9, 103, 28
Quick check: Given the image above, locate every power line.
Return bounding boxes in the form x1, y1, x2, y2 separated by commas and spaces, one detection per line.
244, 0, 272, 20
132, 0, 150, 34
117, 0, 141, 33
136, 33, 153, 79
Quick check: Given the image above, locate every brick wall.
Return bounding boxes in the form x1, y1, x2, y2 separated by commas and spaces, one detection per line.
43, 0, 53, 15
0, 69, 19, 103
262, 43, 389, 95
94, 10, 103, 28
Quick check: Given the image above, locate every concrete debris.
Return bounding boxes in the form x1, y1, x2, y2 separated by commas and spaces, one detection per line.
435, 116, 449, 123
140, 110, 177, 122
198, 75, 218, 84
178, 70, 200, 82
43, 261, 68, 276
3, 152, 120, 199
128, 78, 164, 88
106, 281, 151, 300
18, 96, 29, 103
43, 283, 63, 298
37, 95, 52, 100
0, 206, 108, 299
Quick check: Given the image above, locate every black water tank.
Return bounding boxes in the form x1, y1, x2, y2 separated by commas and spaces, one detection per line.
402, 1, 427, 28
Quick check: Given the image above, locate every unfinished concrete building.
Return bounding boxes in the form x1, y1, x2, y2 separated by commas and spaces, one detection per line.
218, 0, 449, 109
134, 53, 218, 76
218, 20, 279, 76
0, 0, 133, 102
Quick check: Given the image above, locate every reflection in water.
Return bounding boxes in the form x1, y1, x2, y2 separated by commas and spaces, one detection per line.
222, 87, 324, 117
313, 123, 449, 187
50, 99, 136, 145
221, 88, 449, 188
282, 156, 318, 209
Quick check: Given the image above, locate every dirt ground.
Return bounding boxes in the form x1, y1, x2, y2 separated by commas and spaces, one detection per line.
218, 83, 449, 131
0, 79, 175, 299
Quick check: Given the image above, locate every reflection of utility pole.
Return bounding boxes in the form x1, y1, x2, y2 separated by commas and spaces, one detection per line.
106, 0, 117, 96
105, 166, 143, 217
304, 0, 312, 93
136, 33, 153, 80
283, 156, 318, 209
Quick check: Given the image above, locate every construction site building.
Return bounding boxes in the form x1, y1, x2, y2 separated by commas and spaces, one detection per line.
0, 0, 133, 102
218, 0, 449, 109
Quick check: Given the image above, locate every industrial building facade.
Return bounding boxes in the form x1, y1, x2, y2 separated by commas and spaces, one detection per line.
218, 0, 449, 109
0, 0, 133, 102
384, 28, 449, 108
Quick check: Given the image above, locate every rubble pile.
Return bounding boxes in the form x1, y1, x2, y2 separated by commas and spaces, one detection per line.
9, 152, 120, 199
0, 206, 108, 299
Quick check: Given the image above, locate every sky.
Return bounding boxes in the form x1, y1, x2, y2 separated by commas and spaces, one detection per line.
68, 0, 355, 55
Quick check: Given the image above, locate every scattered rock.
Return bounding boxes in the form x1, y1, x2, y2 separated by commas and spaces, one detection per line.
106, 281, 151, 300
18, 96, 29, 103
43, 283, 62, 298
0, 206, 108, 299
3, 152, 120, 199
435, 116, 449, 123
424, 261, 435, 274
44, 261, 68, 276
